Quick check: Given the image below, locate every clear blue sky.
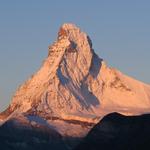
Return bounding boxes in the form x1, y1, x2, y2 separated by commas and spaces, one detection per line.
0, 0, 150, 111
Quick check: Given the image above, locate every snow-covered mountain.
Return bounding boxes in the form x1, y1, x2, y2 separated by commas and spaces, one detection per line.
0, 23, 150, 138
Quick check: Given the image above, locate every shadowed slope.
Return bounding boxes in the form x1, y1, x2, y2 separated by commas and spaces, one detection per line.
76, 112, 150, 150
0, 117, 67, 150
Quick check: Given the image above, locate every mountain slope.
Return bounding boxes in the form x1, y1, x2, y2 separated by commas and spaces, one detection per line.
75, 113, 150, 150
0, 23, 150, 138
0, 116, 67, 150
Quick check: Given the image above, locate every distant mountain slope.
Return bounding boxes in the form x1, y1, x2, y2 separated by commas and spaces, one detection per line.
75, 112, 150, 150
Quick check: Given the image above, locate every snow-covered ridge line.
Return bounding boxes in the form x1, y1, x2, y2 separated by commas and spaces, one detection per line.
28, 115, 96, 127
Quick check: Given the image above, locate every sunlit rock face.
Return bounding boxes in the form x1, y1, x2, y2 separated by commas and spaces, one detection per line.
0, 23, 150, 139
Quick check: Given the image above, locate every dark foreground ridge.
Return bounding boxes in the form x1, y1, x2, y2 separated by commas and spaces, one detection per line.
0, 119, 68, 150
75, 112, 150, 150
0, 117, 83, 150
1, 113, 150, 150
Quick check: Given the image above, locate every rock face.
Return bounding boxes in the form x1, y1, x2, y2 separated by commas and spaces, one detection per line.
0, 23, 150, 139
76, 113, 150, 150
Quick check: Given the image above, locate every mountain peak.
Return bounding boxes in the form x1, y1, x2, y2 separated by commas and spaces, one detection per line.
1, 23, 150, 139
58, 23, 80, 38
57, 23, 92, 48
61, 23, 79, 31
